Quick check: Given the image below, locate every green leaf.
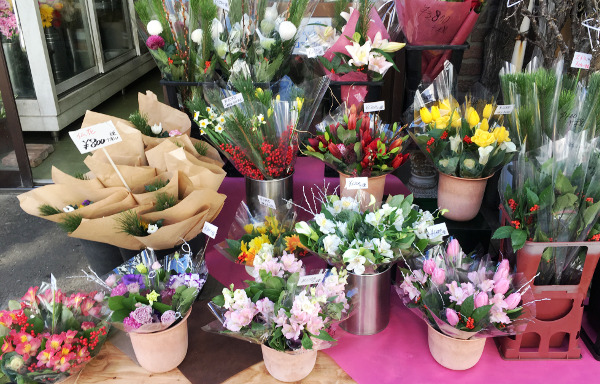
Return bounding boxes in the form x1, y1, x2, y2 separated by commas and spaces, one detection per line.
312, 329, 336, 342
461, 295, 475, 318
583, 201, 600, 227
152, 301, 172, 314
212, 295, 225, 307
111, 309, 131, 323
108, 296, 126, 311
526, 187, 539, 206
510, 229, 528, 251
472, 304, 493, 323
492, 226, 514, 240
301, 332, 313, 350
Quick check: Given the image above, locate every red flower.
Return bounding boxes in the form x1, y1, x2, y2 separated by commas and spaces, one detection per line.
167, 57, 174, 65
204, 61, 211, 74
587, 197, 594, 203
348, 112, 357, 131
328, 142, 342, 159
389, 138, 403, 151
440, 131, 448, 140
591, 234, 600, 241
529, 204, 539, 212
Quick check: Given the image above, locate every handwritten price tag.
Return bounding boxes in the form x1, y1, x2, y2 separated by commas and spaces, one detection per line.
213, 0, 229, 10
298, 273, 325, 286
345, 177, 368, 190
306, 46, 324, 58
364, 101, 385, 113
222, 93, 244, 108
69, 121, 122, 154
258, 195, 277, 209
202, 222, 218, 239
494, 105, 515, 115
571, 52, 592, 69
427, 223, 449, 239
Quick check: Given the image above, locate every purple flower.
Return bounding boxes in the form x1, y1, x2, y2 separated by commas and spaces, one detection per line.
123, 316, 142, 331
161, 310, 177, 327
146, 35, 165, 50
131, 305, 153, 325
122, 274, 146, 291
110, 283, 128, 297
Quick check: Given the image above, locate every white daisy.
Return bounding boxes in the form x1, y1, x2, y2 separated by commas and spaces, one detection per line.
215, 125, 224, 133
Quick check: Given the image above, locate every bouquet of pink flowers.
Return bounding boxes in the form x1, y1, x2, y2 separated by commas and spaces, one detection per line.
205, 249, 351, 352
397, 238, 533, 339
0, 282, 109, 383
0, 0, 18, 41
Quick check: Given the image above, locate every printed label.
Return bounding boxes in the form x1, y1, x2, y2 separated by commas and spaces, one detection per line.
258, 195, 277, 209
222, 93, 244, 108
345, 177, 368, 190
571, 52, 592, 69
298, 273, 325, 286
69, 121, 122, 154
202, 222, 218, 239
427, 223, 449, 239
363, 101, 385, 113
213, 0, 229, 11
421, 84, 435, 103
494, 105, 515, 115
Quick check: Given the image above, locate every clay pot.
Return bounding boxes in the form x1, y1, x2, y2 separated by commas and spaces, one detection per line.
261, 344, 318, 382
129, 312, 191, 373
427, 325, 486, 370
437, 172, 493, 221
339, 173, 386, 211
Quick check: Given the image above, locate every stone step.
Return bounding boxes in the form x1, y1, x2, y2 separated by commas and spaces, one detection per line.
1, 143, 55, 168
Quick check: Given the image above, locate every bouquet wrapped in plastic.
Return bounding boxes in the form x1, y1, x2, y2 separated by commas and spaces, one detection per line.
215, 201, 306, 267
188, 75, 329, 180
102, 248, 207, 333
397, 239, 534, 339
305, 104, 410, 177
204, 250, 351, 353
295, 190, 446, 275
0, 281, 110, 383
410, 62, 517, 178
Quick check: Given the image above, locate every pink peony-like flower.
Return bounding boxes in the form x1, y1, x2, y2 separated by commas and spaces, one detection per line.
168, 130, 182, 137
160, 310, 177, 327
110, 283, 127, 297
446, 308, 459, 326
280, 252, 303, 274
146, 35, 165, 50
131, 305, 153, 325
81, 322, 96, 331
474, 292, 489, 308
123, 316, 142, 331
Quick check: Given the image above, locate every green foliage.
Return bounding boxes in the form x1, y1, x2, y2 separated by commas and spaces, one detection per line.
39, 204, 61, 216
155, 192, 177, 211
194, 141, 209, 156
58, 214, 83, 233
128, 110, 152, 136
333, 0, 351, 32
145, 178, 168, 192
117, 210, 150, 237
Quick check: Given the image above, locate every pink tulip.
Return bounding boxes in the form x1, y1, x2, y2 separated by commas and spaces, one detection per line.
105, 274, 117, 287
505, 292, 521, 310
494, 259, 510, 282
446, 238, 461, 261
151, 261, 161, 270
431, 268, 446, 285
493, 278, 510, 295
474, 292, 489, 308
446, 308, 459, 326
423, 259, 436, 275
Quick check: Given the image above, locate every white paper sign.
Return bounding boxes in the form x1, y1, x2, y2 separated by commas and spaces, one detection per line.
571, 52, 592, 69
51, 273, 57, 292
363, 101, 385, 113
306, 46, 325, 58
202, 222, 218, 239
345, 177, 368, 190
69, 121, 122, 154
213, 0, 229, 10
222, 93, 244, 108
298, 273, 325, 286
427, 223, 449, 239
258, 195, 277, 209
421, 84, 435, 103
494, 105, 515, 115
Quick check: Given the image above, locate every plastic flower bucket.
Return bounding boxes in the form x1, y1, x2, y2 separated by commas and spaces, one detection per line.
261, 344, 317, 382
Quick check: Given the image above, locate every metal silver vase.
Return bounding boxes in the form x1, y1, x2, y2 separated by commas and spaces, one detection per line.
341, 267, 391, 335
245, 173, 294, 216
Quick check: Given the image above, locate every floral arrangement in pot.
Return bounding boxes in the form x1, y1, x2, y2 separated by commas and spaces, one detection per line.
101, 250, 206, 373
0, 281, 110, 383
305, 103, 410, 208
397, 238, 533, 370
294, 189, 446, 335
205, 250, 350, 382
411, 62, 517, 221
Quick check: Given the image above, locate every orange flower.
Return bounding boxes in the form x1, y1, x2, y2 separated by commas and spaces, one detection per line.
285, 234, 303, 252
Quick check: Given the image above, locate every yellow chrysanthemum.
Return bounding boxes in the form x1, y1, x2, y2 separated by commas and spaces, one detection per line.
471, 129, 496, 147
39, 4, 54, 28
493, 126, 511, 143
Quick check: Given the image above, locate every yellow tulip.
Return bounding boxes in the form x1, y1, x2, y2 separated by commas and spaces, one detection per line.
431, 106, 441, 121
438, 99, 452, 112
244, 224, 254, 234
420, 107, 432, 124
435, 116, 450, 129
382, 42, 406, 53
482, 104, 493, 119
467, 107, 480, 128
450, 110, 462, 128
471, 129, 496, 147
479, 118, 489, 132
493, 126, 511, 143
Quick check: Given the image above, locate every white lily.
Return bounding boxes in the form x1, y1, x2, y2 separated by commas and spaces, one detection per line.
500, 141, 517, 153
340, 7, 355, 22
151, 123, 162, 135
368, 53, 393, 75
346, 40, 371, 67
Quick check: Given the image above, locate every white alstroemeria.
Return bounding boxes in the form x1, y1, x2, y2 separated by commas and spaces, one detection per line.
191, 29, 203, 44
147, 224, 158, 234
295, 221, 313, 237
361, 239, 374, 250
211, 18, 224, 39
322, 234, 342, 256
253, 243, 274, 266
346, 40, 371, 67
373, 238, 393, 260
365, 210, 384, 227
314, 213, 336, 234
147, 20, 163, 36
500, 141, 517, 153
393, 212, 405, 231
343, 249, 366, 275
151, 123, 162, 135
380, 203, 397, 217
413, 210, 435, 240
478, 145, 494, 165
222, 286, 235, 309
63, 205, 75, 213
340, 7, 355, 22
449, 134, 462, 152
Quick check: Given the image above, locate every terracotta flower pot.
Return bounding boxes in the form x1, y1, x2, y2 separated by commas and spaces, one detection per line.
437, 172, 493, 221
427, 325, 486, 370
261, 344, 317, 382
129, 312, 191, 373
339, 173, 386, 211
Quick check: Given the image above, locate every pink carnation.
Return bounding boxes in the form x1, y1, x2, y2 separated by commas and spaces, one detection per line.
131, 305, 153, 325
110, 283, 127, 297
160, 310, 177, 327
123, 316, 142, 331
146, 35, 165, 50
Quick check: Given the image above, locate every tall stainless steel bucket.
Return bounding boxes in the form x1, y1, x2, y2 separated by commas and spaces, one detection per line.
245, 173, 294, 216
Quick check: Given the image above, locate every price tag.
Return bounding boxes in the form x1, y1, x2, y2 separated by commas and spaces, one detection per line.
427, 223, 449, 239
69, 121, 122, 154
258, 195, 277, 209
306, 46, 325, 58
213, 0, 229, 11
571, 52, 592, 69
202, 222, 218, 239
494, 105, 515, 115
222, 93, 244, 108
51, 274, 57, 292
363, 101, 385, 113
298, 273, 325, 286
345, 177, 368, 190
443, 60, 452, 71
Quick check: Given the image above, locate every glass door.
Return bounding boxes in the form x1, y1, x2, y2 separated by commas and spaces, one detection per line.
93, 0, 136, 70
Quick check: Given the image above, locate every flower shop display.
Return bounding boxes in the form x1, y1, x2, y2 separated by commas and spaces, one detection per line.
0, 282, 110, 383
102, 249, 206, 373
312, 0, 405, 109
397, 239, 532, 369
205, 251, 350, 382
411, 63, 517, 220
395, 0, 486, 81
295, 190, 445, 334
305, 103, 410, 208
